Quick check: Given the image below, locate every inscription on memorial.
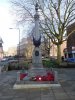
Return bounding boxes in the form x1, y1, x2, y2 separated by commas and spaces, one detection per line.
35, 50, 39, 56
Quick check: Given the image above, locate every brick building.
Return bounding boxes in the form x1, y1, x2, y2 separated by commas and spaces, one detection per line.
64, 22, 75, 61
67, 22, 75, 52
17, 37, 33, 59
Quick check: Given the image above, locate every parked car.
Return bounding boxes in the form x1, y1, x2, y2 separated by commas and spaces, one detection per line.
66, 58, 75, 62
0, 58, 18, 71
7, 60, 19, 70
0, 60, 8, 72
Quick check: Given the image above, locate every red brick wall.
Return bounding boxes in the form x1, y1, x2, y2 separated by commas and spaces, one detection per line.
67, 22, 75, 52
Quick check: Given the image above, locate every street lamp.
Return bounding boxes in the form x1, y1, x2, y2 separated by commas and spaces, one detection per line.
9, 28, 20, 68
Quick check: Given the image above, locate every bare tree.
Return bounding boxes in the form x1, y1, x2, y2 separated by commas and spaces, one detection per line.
10, 0, 75, 64
39, 0, 75, 64
42, 35, 51, 58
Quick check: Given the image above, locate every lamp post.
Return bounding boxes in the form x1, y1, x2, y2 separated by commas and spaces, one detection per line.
9, 28, 20, 68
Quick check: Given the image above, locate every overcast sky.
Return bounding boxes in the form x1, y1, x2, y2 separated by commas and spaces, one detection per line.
0, 0, 19, 51
0, 0, 44, 51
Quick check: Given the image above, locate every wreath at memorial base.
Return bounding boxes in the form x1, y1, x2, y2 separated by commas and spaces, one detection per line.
30, 72, 54, 81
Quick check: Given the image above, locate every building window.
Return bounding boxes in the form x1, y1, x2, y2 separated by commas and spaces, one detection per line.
73, 53, 75, 58
68, 53, 73, 58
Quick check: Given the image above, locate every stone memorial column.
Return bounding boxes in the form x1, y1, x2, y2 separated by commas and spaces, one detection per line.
29, 3, 46, 77
32, 3, 43, 68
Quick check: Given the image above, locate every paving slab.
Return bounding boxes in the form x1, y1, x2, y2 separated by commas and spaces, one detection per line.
0, 69, 75, 100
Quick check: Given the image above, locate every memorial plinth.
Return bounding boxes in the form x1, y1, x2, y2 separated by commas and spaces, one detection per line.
32, 47, 42, 68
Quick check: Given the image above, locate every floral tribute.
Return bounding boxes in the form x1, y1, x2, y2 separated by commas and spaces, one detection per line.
20, 73, 28, 80
20, 72, 54, 81
30, 72, 54, 81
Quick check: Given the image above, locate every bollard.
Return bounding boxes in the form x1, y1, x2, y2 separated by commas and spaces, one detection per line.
0, 67, 2, 74
54, 71, 58, 82
17, 71, 20, 81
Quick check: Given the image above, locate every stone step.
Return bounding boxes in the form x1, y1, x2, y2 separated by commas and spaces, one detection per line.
28, 68, 47, 77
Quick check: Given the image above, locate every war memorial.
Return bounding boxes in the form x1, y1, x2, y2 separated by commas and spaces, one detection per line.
13, 3, 60, 89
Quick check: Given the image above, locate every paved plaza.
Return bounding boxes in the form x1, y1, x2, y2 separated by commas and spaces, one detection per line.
0, 68, 75, 100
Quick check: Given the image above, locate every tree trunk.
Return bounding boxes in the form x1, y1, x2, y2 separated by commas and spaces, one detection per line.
57, 44, 61, 65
